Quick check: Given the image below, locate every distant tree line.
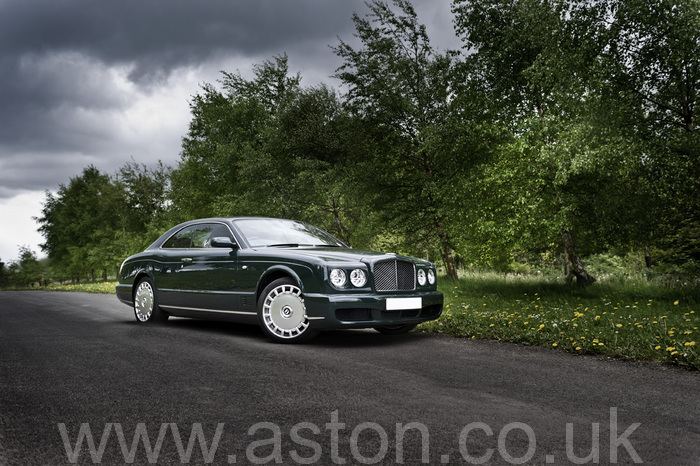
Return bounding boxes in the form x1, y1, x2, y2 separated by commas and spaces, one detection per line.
14, 0, 698, 286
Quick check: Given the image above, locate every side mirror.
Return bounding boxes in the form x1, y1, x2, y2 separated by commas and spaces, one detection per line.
210, 237, 239, 249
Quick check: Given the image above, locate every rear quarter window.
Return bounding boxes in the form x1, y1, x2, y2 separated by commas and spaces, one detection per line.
162, 226, 195, 249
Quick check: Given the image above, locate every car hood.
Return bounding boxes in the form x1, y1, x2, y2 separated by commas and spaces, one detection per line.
250, 246, 431, 266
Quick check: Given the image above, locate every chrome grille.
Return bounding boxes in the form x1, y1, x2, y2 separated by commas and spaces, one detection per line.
374, 260, 416, 291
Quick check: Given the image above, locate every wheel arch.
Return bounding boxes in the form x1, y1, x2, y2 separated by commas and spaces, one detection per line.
256, 266, 302, 302
132, 271, 155, 299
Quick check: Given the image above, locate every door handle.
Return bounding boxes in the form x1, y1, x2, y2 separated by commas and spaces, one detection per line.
181, 257, 193, 263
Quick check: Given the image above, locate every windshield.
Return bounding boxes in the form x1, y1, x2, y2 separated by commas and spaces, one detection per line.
234, 219, 346, 248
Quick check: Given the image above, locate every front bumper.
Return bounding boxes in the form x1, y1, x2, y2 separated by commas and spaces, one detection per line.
303, 290, 443, 330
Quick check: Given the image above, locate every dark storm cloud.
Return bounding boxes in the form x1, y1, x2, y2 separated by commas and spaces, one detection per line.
0, 1, 461, 198
0, 0, 363, 196
0, 0, 359, 82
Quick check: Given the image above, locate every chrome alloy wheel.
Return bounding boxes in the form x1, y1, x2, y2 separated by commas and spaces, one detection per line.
134, 280, 155, 322
262, 283, 309, 339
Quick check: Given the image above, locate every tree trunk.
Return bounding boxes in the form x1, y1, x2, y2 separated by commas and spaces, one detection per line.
102, 268, 108, 281
436, 223, 458, 280
561, 229, 595, 286
644, 248, 652, 269
331, 197, 351, 246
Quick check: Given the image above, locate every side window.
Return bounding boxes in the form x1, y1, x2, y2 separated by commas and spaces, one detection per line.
192, 223, 235, 248
162, 226, 195, 249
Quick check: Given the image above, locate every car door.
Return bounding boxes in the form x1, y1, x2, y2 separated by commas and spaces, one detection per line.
173, 222, 245, 312
152, 224, 196, 307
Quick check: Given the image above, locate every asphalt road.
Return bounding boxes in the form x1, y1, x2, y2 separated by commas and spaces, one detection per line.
0, 291, 698, 465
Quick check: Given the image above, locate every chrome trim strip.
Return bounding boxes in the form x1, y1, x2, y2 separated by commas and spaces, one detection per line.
161, 304, 325, 320
160, 305, 256, 315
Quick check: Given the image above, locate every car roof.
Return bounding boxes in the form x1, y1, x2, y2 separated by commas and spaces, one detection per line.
145, 217, 305, 250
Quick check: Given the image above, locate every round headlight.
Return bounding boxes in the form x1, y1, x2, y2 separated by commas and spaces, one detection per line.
417, 269, 427, 286
330, 268, 347, 288
427, 269, 436, 285
350, 269, 367, 287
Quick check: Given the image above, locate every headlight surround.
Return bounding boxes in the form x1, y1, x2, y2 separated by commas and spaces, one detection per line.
427, 269, 436, 285
350, 268, 367, 287
330, 268, 347, 288
417, 269, 427, 286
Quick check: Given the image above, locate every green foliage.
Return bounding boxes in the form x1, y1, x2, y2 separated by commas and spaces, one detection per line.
2, 247, 44, 287
35, 162, 170, 281
30, 0, 699, 289
171, 54, 372, 244
332, 0, 502, 278
450, 0, 700, 284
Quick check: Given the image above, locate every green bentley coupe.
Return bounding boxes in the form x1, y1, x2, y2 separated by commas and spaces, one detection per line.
116, 218, 443, 342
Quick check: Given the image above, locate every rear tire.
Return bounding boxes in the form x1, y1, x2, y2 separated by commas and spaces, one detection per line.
133, 278, 168, 323
258, 277, 318, 343
374, 324, 417, 335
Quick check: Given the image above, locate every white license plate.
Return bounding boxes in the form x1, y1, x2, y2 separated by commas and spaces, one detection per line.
385, 297, 422, 311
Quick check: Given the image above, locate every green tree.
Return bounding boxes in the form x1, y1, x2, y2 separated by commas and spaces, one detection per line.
111, 160, 173, 269
232, 84, 372, 244
6, 246, 43, 287
595, 0, 700, 265
172, 55, 373, 245
170, 54, 300, 220
452, 0, 643, 284
116, 160, 171, 234
333, 0, 490, 279
36, 161, 173, 279
37, 166, 121, 280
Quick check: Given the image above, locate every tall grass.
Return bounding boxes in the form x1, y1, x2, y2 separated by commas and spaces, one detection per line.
419, 272, 700, 370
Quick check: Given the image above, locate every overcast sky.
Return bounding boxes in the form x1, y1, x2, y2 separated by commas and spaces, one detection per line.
0, 0, 461, 263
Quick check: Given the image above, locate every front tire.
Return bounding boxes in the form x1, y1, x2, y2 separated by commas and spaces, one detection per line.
258, 278, 318, 343
133, 278, 168, 323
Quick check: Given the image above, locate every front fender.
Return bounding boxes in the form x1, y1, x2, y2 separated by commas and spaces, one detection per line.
256, 263, 316, 296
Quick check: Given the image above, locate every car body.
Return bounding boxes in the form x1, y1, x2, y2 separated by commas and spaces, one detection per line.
116, 217, 443, 342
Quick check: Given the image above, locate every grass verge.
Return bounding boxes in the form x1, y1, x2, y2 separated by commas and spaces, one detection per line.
38, 281, 118, 294
418, 273, 700, 370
